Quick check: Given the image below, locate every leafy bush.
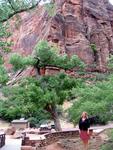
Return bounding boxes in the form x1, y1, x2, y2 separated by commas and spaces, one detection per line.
108, 54, 113, 70
0, 56, 4, 65
94, 73, 109, 81
90, 43, 97, 53
1, 74, 83, 128
100, 129, 113, 150
0, 65, 9, 85
69, 76, 113, 125
0, 96, 50, 124
69, 100, 110, 125
45, 2, 56, 17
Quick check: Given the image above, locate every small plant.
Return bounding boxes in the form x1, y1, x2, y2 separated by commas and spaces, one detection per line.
0, 56, 4, 65
100, 129, 113, 150
90, 43, 97, 53
68, 76, 113, 125
0, 23, 12, 52
94, 73, 108, 81
108, 54, 113, 70
0, 65, 9, 85
45, 2, 56, 17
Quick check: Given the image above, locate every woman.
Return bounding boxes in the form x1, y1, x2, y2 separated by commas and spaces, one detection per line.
79, 112, 90, 150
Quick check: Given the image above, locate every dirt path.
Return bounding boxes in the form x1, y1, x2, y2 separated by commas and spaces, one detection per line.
44, 135, 103, 150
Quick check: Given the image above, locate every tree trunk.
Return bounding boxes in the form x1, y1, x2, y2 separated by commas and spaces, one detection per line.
51, 105, 62, 131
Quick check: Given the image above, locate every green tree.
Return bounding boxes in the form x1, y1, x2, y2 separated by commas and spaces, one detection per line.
69, 75, 113, 125
10, 41, 85, 72
1, 74, 83, 130
9, 40, 85, 130
0, 0, 44, 22
35, 41, 85, 71
0, 23, 11, 86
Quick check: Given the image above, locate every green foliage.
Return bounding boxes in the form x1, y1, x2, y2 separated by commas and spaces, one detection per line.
90, 43, 97, 53
10, 41, 84, 72
91, 73, 109, 82
10, 53, 36, 71
0, 23, 12, 52
0, 23, 11, 37
0, 1, 13, 21
108, 54, 113, 69
0, 56, 4, 65
1, 80, 50, 122
10, 54, 25, 71
0, 98, 50, 124
35, 41, 56, 67
35, 41, 85, 70
28, 109, 51, 127
0, 0, 42, 21
69, 76, 113, 125
1, 74, 82, 123
0, 65, 9, 85
45, 2, 56, 17
0, 22, 11, 85
100, 129, 113, 150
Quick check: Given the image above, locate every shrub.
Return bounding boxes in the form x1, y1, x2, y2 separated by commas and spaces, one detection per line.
100, 129, 113, 150
0, 65, 9, 85
108, 54, 113, 70
90, 43, 97, 53
45, 2, 56, 17
69, 76, 113, 125
69, 100, 111, 125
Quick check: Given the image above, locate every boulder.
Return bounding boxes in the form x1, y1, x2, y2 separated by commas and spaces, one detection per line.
21, 146, 35, 150
5, 127, 16, 135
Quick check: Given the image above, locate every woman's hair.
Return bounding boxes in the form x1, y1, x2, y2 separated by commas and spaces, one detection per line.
81, 112, 88, 119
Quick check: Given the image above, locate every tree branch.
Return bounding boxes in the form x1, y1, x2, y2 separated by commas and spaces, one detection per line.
0, 0, 42, 22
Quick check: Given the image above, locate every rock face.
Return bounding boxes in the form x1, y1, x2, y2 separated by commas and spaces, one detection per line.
7, 0, 113, 72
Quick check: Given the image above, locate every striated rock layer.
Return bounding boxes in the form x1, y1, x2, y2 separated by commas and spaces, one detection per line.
6, 0, 113, 72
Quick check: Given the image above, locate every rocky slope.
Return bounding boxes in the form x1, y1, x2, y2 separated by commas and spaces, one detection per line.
6, 0, 113, 72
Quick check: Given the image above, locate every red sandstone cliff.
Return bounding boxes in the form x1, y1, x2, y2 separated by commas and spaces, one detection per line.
5, 0, 113, 72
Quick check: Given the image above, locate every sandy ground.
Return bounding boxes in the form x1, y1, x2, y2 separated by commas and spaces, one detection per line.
0, 119, 10, 128
42, 136, 103, 150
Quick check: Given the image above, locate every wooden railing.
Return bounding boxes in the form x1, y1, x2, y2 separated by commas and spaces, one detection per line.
0, 133, 5, 148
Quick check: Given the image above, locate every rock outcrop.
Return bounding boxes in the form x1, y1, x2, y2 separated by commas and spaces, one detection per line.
6, 0, 113, 72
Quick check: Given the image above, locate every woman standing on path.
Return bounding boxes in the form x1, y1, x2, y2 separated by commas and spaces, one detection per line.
79, 112, 90, 150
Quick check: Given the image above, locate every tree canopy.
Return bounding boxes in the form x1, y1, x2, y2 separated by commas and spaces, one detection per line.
1, 74, 83, 130
69, 74, 113, 125
10, 40, 85, 72
0, 0, 43, 22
